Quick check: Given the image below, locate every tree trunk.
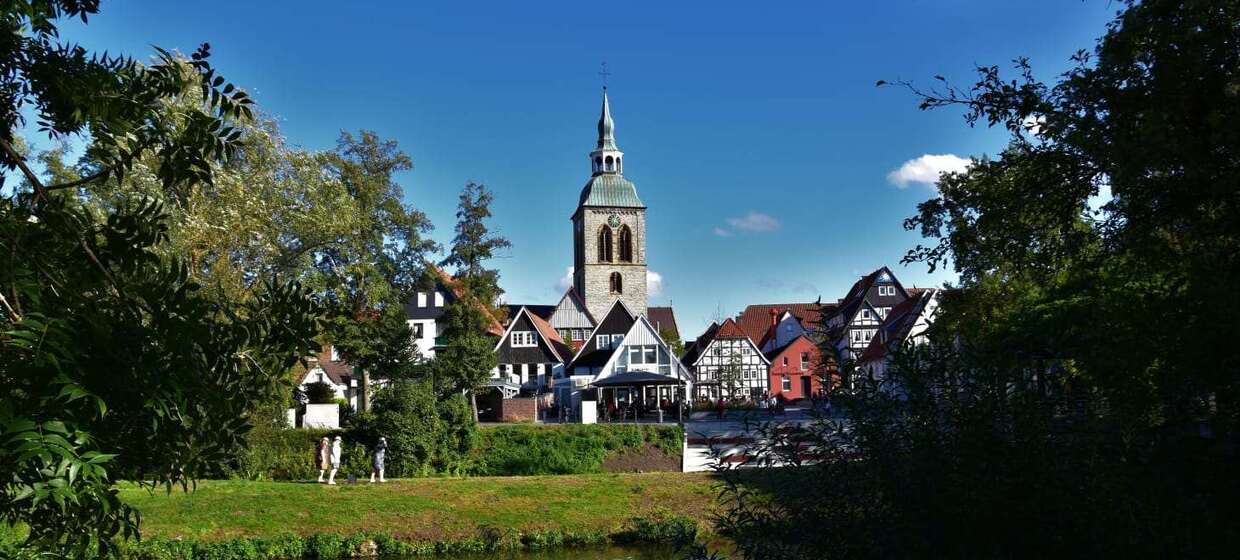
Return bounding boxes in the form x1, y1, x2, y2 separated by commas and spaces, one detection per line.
360, 366, 370, 412
470, 389, 479, 422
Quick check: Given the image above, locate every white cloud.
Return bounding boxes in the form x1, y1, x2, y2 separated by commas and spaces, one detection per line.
726, 211, 781, 232
712, 227, 732, 237
647, 270, 664, 297
555, 266, 574, 293
887, 154, 971, 189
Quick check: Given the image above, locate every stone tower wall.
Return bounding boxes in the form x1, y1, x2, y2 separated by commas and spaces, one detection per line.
574, 207, 647, 320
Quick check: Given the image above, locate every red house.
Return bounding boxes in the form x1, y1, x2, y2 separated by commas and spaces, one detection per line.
764, 334, 822, 401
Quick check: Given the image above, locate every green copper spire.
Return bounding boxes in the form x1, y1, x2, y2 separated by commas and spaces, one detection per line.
596, 87, 619, 152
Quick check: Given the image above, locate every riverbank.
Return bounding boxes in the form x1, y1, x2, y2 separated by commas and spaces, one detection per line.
114, 473, 717, 556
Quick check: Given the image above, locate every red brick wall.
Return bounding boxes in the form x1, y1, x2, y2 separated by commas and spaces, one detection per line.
767, 337, 823, 400
499, 398, 538, 422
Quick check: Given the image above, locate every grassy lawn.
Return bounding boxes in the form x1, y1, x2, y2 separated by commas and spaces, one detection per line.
121, 473, 718, 542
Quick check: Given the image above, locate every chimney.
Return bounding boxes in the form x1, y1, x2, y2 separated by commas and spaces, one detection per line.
768, 309, 779, 346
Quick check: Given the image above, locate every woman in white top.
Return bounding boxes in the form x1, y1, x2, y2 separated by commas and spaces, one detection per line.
327, 436, 343, 485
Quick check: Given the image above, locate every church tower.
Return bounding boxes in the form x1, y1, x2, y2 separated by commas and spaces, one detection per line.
572, 88, 647, 320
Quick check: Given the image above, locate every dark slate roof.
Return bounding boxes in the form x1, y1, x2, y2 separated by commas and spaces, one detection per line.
680, 322, 720, 367
647, 306, 679, 341
403, 281, 456, 321
505, 304, 555, 322
591, 371, 687, 387
827, 266, 905, 335
569, 301, 636, 369
525, 308, 575, 363
736, 302, 831, 343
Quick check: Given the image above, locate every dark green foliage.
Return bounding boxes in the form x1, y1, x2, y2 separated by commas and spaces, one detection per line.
468, 424, 682, 476
302, 382, 335, 404
351, 381, 476, 477
440, 181, 511, 307
712, 1, 1240, 558
622, 510, 699, 546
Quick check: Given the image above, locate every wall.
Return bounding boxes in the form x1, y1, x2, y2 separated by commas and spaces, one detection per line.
499, 398, 538, 422
767, 337, 823, 400
302, 403, 339, 429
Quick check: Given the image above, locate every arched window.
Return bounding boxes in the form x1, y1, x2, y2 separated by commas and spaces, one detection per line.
610, 272, 623, 294
619, 225, 633, 262
605, 155, 614, 171
594, 156, 602, 173
597, 225, 613, 262
616, 156, 622, 173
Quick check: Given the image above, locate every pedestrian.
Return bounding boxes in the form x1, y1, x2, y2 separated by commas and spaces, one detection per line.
370, 437, 387, 483
316, 436, 330, 483
769, 394, 778, 416
327, 435, 342, 485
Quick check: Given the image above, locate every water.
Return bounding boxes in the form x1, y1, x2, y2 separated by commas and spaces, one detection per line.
444, 544, 684, 560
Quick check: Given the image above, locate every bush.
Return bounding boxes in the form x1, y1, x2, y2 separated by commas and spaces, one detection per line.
468, 424, 682, 476
349, 381, 477, 478
228, 427, 342, 481
303, 382, 337, 405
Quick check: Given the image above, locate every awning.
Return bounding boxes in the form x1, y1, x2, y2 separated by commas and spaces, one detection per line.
590, 371, 686, 388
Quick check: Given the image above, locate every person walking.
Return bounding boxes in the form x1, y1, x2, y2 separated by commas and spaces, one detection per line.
327, 435, 343, 485
316, 436, 330, 483
370, 437, 387, 483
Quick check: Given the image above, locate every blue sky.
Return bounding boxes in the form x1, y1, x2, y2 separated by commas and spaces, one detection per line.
51, 1, 1119, 337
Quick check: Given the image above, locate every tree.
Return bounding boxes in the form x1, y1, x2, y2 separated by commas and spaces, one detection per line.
660, 326, 685, 357
356, 380, 475, 477
440, 181, 511, 310
1, 4, 318, 557
315, 131, 438, 411
706, 1, 1240, 557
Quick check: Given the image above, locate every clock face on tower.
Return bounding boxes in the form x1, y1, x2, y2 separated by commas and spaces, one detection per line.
607, 214, 621, 228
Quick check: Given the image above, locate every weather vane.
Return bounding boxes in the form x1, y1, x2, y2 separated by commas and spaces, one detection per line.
599, 61, 611, 88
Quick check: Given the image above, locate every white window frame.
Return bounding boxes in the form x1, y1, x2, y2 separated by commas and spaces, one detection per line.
597, 336, 608, 350
861, 309, 871, 320
782, 377, 791, 391
512, 331, 536, 348
800, 352, 810, 370
610, 334, 624, 348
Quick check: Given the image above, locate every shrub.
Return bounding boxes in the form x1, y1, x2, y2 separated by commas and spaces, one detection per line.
626, 510, 699, 545
349, 381, 477, 478
304, 382, 337, 405
468, 424, 682, 476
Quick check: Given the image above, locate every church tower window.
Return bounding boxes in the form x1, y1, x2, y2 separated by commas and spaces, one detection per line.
619, 225, 633, 262
610, 272, 623, 294
597, 225, 614, 262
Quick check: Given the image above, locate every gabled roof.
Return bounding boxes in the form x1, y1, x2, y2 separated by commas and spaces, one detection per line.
680, 322, 719, 367
714, 318, 749, 339
736, 303, 831, 342
549, 287, 596, 329
860, 289, 938, 362
495, 306, 574, 363
763, 333, 816, 362
647, 306, 679, 341
568, 299, 638, 369
684, 319, 770, 367
505, 304, 555, 322
593, 313, 694, 385
829, 266, 907, 332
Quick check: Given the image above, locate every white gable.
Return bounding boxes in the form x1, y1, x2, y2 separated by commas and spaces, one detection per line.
595, 315, 693, 386
549, 289, 594, 329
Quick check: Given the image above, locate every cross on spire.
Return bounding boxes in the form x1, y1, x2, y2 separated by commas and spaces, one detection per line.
598, 61, 611, 88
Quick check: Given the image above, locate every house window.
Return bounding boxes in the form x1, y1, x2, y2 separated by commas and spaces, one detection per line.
512, 331, 536, 347
597, 337, 608, 350
330, 346, 340, 362
598, 226, 614, 262
861, 309, 871, 320
782, 356, 789, 367
574, 329, 586, 341
417, 292, 427, 307
782, 377, 791, 392
800, 352, 810, 370
619, 225, 633, 262
610, 272, 623, 294
412, 323, 424, 338
610, 334, 624, 348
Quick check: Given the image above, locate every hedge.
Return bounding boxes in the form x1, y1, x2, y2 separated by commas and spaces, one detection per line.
231, 423, 683, 480
467, 424, 683, 476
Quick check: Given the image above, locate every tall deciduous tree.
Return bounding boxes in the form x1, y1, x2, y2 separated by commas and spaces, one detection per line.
315, 130, 438, 410
1, 3, 318, 557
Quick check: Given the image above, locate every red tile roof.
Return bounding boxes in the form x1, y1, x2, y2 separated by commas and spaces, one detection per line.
714, 318, 750, 339
429, 265, 505, 337
735, 303, 831, 343
525, 308, 574, 362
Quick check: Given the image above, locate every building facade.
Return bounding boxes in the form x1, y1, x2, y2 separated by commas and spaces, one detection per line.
682, 319, 770, 400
